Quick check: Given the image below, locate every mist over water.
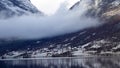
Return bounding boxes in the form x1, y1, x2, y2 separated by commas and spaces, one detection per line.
0, 0, 100, 39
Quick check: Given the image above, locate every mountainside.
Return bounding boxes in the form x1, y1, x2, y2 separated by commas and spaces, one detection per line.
0, 0, 42, 18
0, 0, 120, 58
71, 0, 120, 22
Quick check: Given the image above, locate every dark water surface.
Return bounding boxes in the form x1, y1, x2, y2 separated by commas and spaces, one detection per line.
0, 57, 120, 68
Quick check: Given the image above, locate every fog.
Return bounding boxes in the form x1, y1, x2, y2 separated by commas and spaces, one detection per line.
0, 0, 100, 39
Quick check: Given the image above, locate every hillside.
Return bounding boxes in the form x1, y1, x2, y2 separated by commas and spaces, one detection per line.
0, 0, 120, 58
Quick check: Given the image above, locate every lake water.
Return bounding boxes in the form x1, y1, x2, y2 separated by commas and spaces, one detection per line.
0, 57, 120, 68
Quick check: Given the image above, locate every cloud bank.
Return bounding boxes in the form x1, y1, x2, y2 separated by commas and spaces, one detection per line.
0, 0, 100, 39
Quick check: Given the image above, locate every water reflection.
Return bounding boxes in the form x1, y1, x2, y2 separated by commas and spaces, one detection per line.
0, 57, 120, 68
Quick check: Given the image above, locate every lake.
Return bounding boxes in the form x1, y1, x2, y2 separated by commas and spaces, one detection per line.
0, 57, 120, 68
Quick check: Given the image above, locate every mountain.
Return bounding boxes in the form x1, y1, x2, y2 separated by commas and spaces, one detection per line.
71, 0, 120, 22
0, 0, 42, 18
0, 0, 120, 58
86, 0, 120, 23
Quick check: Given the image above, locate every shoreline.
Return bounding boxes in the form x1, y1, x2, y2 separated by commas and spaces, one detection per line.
0, 55, 119, 61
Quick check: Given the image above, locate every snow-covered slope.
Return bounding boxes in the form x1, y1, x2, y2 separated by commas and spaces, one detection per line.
0, 0, 42, 18
70, 0, 120, 22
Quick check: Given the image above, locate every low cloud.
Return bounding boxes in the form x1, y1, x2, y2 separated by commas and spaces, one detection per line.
0, 0, 100, 39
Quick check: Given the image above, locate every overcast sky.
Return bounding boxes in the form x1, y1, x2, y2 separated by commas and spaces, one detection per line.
31, 0, 79, 15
